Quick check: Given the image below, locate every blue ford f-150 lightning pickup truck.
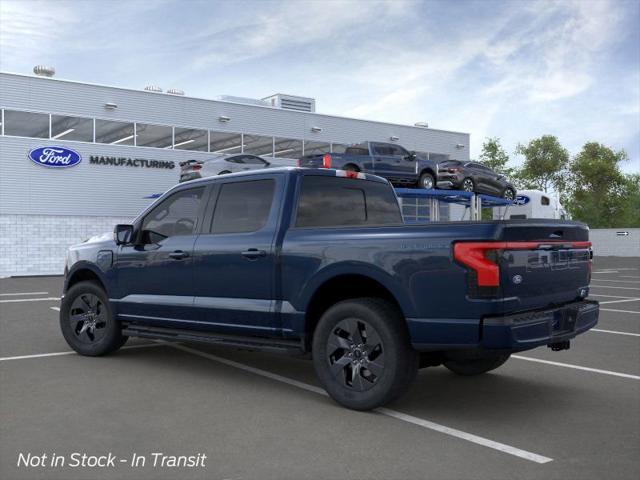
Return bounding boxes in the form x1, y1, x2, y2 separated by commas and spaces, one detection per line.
299, 141, 439, 189
60, 167, 598, 410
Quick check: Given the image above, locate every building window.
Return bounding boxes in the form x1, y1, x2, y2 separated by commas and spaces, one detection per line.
95, 119, 135, 145
303, 141, 331, 156
135, 123, 173, 148
243, 134, 274, 156
3, 110, 49, 138
274, 137, 303, 158
210, 131, 243, 154
173, 127, 208, 151
51, 114, 94, 142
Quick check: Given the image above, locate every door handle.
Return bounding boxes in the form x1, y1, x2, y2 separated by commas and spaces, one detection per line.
241, 248, 267, 260
168, 250, 189, 260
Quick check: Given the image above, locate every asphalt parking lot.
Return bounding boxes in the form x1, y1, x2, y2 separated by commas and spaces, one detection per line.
1, 257, 639, 480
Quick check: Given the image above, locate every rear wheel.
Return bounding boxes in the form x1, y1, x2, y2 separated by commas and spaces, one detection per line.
418, 172, 435, 189
502, 188, 516, 201
312, 298, 418, 411
60, 281, 127, 356
443, 354, 510, 376
461, 177, 475, 192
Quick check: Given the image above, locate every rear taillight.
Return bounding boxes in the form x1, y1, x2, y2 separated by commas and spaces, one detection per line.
296, 158, 301, 167
447, 167, 460, 173
192, 164, 202, 171
454, 241, 592, 289
454, 242, 504, 287
322, 154, 332, 169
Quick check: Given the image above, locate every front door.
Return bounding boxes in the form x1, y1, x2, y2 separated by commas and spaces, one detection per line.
191, 174, 283, 335
114, 186, 207, 324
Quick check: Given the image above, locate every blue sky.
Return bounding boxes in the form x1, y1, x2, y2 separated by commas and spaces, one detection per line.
1, 0, 638, 172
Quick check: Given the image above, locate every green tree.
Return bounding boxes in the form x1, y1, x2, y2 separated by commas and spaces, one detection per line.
619, 174, 640, 227
515, 135, 570, 193
479, 137, 512, 175
565, 142, 632, 227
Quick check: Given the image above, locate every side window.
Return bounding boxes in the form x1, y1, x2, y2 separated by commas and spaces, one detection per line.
372, 144, 390, 156
296, 176, 402, 228
541, 196, 550, 206
211, 180, 275, 234
226, 156, 243, 164
142, 188, 204, 242
389, 145, 410, 157
241, 155, 267, 165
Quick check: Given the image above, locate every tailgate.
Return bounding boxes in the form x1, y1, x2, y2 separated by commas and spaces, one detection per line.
454, 221, 592, 312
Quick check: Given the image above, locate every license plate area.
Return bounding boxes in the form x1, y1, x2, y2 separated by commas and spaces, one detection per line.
552, 307, 578, 333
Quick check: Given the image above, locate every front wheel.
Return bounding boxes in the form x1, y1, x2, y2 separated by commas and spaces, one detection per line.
418, 172, 435, 189
60, 281, 127, 356
312, 298, 418, 411
443, 354, 510, 376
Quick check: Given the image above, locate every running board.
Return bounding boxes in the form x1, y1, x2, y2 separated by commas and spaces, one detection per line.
122, 324, 305, 355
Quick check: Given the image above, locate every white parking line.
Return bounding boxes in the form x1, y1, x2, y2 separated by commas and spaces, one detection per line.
620, 276, 640, 279
592, 270, 619, 274
588, 279, 640, 284
598, 298, 640, 305
512, 356, 640, 380
50, 306, 60, 312
0, 291, 49, 296
172, 344, 553, 464
589, 294, 638, 300
591, 285, 640, 291
0, 343, 164, 362
601, 308, 640, 314
590, 328, 640, 337
0, 297, 59, 304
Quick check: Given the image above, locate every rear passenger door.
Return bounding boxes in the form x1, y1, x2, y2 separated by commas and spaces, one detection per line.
191, 174, 284, 335
371, 143, 395, 178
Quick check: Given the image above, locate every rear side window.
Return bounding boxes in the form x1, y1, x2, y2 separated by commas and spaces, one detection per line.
345, 147, 369, 156
541, 196, 550, 206
142, 187, 204, 241
296, 176, 401, 228
211, 180, 275, 234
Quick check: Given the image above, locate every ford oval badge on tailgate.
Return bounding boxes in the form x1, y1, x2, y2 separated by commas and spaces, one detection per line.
28, 146, 82, 168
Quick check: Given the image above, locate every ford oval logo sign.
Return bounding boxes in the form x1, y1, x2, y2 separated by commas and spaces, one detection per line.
514, 195, 530, 206
28, 146, 82, 168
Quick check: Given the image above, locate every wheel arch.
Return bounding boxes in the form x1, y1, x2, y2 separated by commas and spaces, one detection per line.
301, 270, 412, 345
65, 263, 108, 295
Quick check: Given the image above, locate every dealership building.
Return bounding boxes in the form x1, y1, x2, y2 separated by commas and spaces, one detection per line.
0, 69, 470, 277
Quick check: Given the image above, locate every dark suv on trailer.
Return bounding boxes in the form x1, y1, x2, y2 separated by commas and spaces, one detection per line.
437, 160, 516, 199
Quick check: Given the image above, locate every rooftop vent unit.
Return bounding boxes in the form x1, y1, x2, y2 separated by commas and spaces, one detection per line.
216, 95, 270, 107
33, 65, 55, 77
414, 122, 429, 128
144, 85, 163, 93
262, 94, 316, 113
167, 88, 185, 96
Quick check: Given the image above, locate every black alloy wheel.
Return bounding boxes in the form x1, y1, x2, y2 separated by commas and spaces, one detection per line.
69, 293, 108, 344
326, 317, 385, 392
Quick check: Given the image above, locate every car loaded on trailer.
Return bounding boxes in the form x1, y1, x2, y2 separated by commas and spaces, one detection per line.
299, 141, 439, 189
60, 168, 598, 410
437, 160, 517, 200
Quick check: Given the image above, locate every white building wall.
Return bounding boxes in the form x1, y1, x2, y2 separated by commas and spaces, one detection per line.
0, 214, 133, 277
590, 229, 640, 257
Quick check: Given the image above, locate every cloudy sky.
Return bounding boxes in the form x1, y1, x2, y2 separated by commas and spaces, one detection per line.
1, 0, 638, 172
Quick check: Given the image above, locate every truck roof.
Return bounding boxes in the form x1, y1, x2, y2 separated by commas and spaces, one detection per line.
177, 167, 391, 188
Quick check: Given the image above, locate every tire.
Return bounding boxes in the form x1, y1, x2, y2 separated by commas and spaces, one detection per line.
418, 172, 435, 190
60, 281, 127, 356
443, 354, 510, 376
502, 188, 515, 201
312, 298, 418, 411
461, 177, 475, 192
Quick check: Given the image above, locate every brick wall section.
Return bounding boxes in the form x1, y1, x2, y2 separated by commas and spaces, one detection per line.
0, 214, 133, 277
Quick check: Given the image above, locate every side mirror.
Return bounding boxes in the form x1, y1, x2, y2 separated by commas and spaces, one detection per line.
114, 224, 134, 245
406, 151, 417, 161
